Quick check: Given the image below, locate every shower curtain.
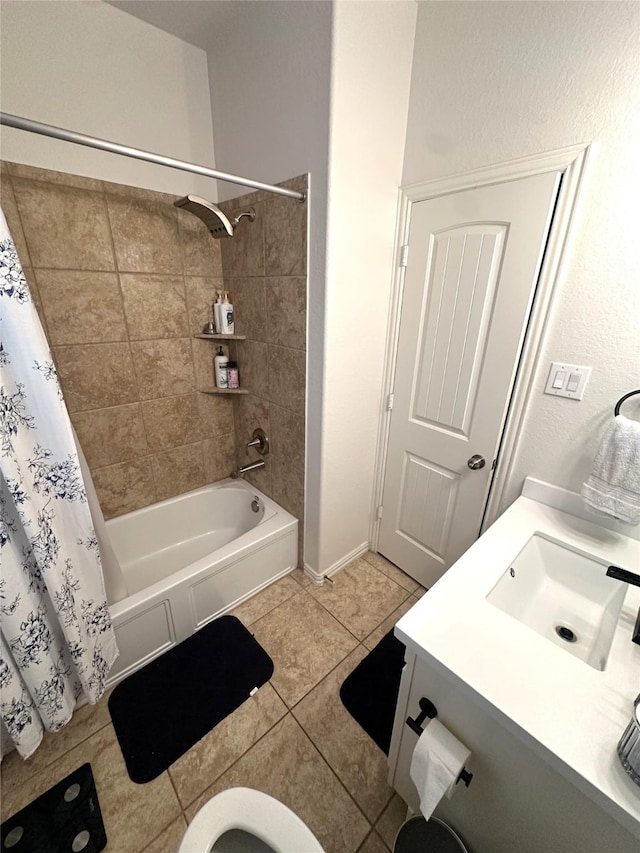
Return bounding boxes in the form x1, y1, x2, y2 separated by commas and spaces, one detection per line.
0, 209, 118, 759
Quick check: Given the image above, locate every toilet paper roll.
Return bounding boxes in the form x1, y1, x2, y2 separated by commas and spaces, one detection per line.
409, 718, 471, 821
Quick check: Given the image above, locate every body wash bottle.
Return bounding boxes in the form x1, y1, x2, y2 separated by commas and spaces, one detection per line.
221, 292, 235, 335
214, 346, 229, 388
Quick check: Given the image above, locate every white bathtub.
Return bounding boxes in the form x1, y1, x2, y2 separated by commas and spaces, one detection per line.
104, 480, 298, 685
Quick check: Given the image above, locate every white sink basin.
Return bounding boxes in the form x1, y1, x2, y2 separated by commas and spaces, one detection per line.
487, 533, 627, 670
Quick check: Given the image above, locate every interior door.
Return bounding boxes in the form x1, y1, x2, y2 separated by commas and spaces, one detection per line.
378, 172, 560, 587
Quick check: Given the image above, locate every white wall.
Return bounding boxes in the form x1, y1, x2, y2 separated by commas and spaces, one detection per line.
402, 1, 640, 511
0, 1, 216, 197
315, 2, 417, 573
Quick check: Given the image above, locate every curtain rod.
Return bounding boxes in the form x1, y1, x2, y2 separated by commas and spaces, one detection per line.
0, 113, 306, 202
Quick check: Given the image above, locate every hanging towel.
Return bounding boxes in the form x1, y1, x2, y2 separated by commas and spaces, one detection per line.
581, 415, 640, 524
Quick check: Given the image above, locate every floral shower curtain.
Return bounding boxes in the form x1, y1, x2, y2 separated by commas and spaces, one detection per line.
0, 209, 118, 758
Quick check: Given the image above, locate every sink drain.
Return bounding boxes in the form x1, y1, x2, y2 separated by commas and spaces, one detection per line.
555, 625, 577, 643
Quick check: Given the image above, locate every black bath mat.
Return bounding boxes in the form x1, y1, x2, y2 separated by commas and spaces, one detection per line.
108, 615, 274, 784
0, 763, 106, 853
339, 629, 406, 754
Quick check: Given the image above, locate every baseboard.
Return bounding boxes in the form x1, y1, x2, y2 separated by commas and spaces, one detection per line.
303, 541, 370, 584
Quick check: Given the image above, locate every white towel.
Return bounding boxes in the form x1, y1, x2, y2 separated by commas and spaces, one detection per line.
581, 415, 640, 524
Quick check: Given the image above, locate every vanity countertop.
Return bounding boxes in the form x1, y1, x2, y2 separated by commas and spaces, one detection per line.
394, 494, 640, 838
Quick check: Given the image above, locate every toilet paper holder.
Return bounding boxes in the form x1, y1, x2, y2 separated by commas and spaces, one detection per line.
406, 697, 474, 788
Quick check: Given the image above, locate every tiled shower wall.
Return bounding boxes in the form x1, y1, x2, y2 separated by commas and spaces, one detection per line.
1, 160, 235, 518
219, 176, 307, 561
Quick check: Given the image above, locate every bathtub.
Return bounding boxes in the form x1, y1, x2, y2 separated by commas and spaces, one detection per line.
104, 480, 298, 686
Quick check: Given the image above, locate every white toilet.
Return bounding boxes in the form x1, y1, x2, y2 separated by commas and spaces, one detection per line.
178, 787, 325, 853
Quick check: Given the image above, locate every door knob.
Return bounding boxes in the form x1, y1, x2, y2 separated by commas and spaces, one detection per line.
467, 454, 486, 470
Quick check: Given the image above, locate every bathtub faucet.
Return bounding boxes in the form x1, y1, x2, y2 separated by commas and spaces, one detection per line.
231, 459, 265, 479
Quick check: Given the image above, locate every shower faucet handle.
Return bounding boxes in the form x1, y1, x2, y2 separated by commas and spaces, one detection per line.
246, 428, 269, 456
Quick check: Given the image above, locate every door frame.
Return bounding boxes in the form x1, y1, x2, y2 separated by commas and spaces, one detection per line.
370, 143, 592, 553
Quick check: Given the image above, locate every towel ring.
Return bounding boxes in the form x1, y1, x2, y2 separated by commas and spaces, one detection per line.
614, 390, 640, 417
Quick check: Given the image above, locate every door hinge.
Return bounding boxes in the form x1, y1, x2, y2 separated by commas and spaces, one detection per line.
400, 244, 409, 267
386, 393, 394, 411
491, 458, 498, 471
377, 505, 384, 520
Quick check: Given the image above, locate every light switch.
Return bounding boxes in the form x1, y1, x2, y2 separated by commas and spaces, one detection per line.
544, 362, 592, 400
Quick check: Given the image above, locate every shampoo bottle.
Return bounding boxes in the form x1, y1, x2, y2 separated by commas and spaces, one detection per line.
221, 292, 235, 335
213, 292, 224, 334
214, 346, 229, 388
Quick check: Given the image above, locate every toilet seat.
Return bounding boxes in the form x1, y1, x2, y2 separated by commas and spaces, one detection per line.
178, 787, 324, 853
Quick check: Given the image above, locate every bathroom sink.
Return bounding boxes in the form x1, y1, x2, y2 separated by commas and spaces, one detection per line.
487, 533, 627, 670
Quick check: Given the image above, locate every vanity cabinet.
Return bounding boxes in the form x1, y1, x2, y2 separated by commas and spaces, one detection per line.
388, 649, 639, 853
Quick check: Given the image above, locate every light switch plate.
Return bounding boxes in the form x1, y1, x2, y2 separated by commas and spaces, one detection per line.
544, 362, 592, 400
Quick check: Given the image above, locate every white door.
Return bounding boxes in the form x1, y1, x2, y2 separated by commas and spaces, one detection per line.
378, 172, 560, 588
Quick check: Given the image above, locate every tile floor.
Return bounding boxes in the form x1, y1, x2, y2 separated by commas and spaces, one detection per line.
1, 552, 426, 852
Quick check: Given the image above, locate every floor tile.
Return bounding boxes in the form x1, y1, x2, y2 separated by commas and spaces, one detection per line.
1, 725, 181, 853
169, 683, 287, 808
230, 574, 300, 626
251, 592, 358, 707
309, 558, 409, 640
363, 599, 416, 651
142, 814, 187, 853
375, 793, 409, 850
290, 566, 313, 587
184, 714, 370, 853
358, 830, 391, 853
293, 647, 395, 823
0, 689, 113, 796
362, 552, 420, 594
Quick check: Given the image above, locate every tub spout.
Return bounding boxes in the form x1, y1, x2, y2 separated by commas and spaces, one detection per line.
231, 459, 265, 479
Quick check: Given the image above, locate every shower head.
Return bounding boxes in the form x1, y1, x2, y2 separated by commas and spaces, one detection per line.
173, 194, 255, 238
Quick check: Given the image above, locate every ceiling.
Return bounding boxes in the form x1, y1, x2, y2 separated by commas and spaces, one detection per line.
105, 0, 255, 51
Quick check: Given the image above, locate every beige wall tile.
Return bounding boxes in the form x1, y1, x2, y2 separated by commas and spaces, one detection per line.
185, 715, 369, 853
202, 432, 236, 483
268, 345, 305, 413
233, 394, 270, 457
229, 276, 267, 341
106, 191, 181, 273
7, 161, 104, 191
293, 647, 395, 823
270, 459, 304, 521
240, 452, 273, 494
22, 267, 48, 340
120, 273, 188, 339
184, 275, 224, 336
237, 339, 269, 396
72, 403, 147, 469
191, 338, 217, 390
1, 177, 31, 266
220, 200, 265, 278
266, 276, 306, 350
264, 194, 307, 276
35, 270, 127, 345
169, 683, 287, 808
177, 207, 223, 277
130, 338, 195, 399
12, 178, 115, 270
151, 441, 205, 501
141, 393, 201, 451
197, 392, 234, 437
93, 458, 156, 518
54, 342, 138, 412
270, 403, 305, 472
1, 726, 181, 852
308, 558, 409, 641
250, 592, 358, 707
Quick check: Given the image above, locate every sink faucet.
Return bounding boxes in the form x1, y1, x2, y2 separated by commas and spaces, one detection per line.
230, 459, 265, 479
606, 566, 640, 646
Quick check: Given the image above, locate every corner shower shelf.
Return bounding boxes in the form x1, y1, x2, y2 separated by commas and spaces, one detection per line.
195, 333, 247, 341
202, 388, 249, 395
